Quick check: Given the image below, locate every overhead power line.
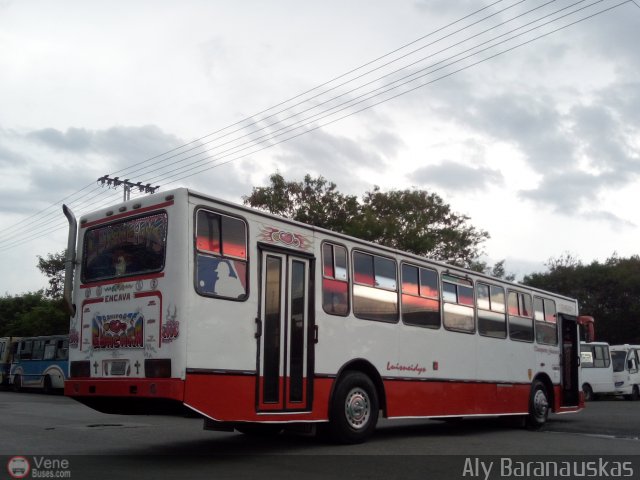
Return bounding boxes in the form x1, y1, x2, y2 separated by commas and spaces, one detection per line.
0, 0, 634, 252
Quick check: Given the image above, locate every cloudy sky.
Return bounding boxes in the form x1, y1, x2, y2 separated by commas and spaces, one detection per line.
1, 0, 639, 295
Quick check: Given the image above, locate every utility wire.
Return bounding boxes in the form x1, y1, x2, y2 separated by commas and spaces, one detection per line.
0, 0, 525, 247
162, 0, 630, 187
114, 0, 528, 183
0, 0, 632, 251
0, 0, 517, 247
109, 0, 510, 180
127, 0, 555, 185
144, 0, 606, 186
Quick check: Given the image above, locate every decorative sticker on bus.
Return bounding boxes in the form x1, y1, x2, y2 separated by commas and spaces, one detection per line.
386, 361, 427, 375
196, 256, 247, 299
161, 306, 179, 344
69, 329, 80, 349
259, 226, 312, 251
92, 312, 144, 349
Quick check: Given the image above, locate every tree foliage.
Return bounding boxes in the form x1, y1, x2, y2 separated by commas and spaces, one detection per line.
244, 173, 489, 268
37, 250, 67, 299
523, 253, 640, 344
0, 291, 68, 337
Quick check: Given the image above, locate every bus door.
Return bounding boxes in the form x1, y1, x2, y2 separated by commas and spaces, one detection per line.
257, 250, 313, 412
560, 314, 580, 406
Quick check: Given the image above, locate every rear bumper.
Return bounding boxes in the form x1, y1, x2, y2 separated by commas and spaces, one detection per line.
65, 378, 184, 400
65, 378, 186, 415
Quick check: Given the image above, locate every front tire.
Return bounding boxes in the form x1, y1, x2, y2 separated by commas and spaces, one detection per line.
582, 383, 594, 402
625, 385, 640, 401
327, 371, 379, 444
526, 380, 549, 430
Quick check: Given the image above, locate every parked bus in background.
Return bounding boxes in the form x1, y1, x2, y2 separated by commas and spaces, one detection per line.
62, 188, 587, 443
0, 337, 21, 386
10, 335, 69, 393
610, 345, 640, 401
579, 341, 615, 401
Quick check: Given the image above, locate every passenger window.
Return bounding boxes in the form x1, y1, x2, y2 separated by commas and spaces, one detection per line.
401, 264, 440, 329
534, 297, 558, 345
353, 251, 398, 323
322, 243, 349, 316
195, 209, 248, 300
477, 283, 506, 339
508, 291, 534, 342
442, 274, 474, 333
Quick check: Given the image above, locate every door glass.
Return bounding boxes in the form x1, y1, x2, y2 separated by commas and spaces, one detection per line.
289, 260, 306, 403
263, 256, 282, 403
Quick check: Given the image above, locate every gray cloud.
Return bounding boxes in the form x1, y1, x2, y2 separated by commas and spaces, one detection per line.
519, 169, 635, 229
27, 127, 93, 152
570, 103, 640, 177
275, 128, 388, 182
421, 73, 639, 217
26, 125, 184, 171
0, 142, 25, 166
412, 160, 503, 192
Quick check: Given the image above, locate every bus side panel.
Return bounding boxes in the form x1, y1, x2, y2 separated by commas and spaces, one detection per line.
384, 381, 530, 417
183, 373, 332, 422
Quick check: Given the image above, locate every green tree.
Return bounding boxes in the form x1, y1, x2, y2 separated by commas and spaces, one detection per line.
244, 172, 489, 268
37, 250, 67, 299
523, 254, 640, 344
243, 173, 360, 234
0, 291, 68, 337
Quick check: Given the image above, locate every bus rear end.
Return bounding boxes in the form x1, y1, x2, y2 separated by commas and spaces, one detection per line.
64, 189, 191, 415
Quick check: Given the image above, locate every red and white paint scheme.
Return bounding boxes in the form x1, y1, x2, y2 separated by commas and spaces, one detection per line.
63, 188, 586, 443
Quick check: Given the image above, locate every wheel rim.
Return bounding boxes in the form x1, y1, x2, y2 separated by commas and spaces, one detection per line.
533, 388, 549, 420
344, 387, 370, 430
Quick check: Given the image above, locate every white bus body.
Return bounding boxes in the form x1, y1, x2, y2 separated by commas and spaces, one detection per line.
63, 188, 585, 443
610, 345, 640, 401
579, 342, 615, 400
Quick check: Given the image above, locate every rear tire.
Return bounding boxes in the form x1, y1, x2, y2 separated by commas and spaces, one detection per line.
526, 380, 549, 430
582, 383, 594, 402
327, 371, 379, 444
12, 374, 22, 392
43, 375, 53, 394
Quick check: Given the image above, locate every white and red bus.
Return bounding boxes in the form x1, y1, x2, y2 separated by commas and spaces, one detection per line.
63, 187, 585, 443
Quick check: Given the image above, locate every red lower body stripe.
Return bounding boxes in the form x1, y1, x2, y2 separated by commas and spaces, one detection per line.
65, 375, 577, 421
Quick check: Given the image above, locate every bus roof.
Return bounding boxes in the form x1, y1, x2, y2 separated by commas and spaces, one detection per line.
76, 186, 580, 306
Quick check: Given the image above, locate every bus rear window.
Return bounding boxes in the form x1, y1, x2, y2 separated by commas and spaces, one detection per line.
82, 213, 168, 283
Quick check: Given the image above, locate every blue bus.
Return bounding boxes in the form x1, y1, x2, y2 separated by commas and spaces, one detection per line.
10, 335, 68, 393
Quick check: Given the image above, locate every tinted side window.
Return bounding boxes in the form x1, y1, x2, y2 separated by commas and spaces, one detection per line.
508, 291, 534, 342
322, 243, 349, 316
477, 283, 506, 339
353, 251, 398, 323
195, 210, 248, 300
534, 297, 558, 345
401, 264, 440, 329
442, 274, 474, 333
